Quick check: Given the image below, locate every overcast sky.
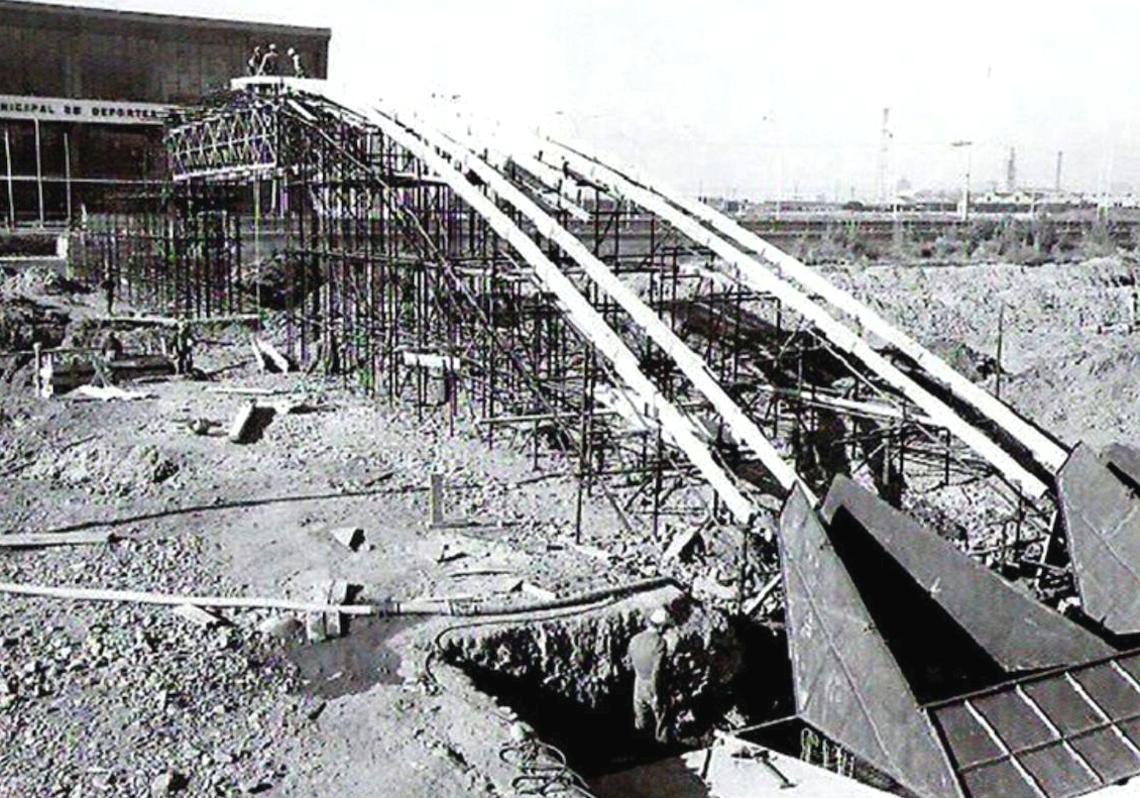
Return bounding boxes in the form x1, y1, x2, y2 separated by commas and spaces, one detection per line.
19, 0, 1140, 198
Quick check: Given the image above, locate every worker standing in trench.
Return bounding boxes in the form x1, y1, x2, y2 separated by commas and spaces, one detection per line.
626, 607, 673, 745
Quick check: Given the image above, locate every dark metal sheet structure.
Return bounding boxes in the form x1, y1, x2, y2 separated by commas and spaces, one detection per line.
930, 651, 1140, 798
1057, 444, 1140, 633
779, 486, 962, 798
821, 475, 1113, 669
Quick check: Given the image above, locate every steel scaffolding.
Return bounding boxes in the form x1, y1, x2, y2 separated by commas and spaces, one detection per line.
71, 80, 1070, 610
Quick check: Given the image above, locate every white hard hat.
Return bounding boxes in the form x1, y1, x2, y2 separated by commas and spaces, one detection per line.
649, 608, 670, 628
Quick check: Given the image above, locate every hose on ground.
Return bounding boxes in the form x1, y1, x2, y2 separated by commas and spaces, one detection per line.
501, 738, 599, 797
0, 575, 675, 621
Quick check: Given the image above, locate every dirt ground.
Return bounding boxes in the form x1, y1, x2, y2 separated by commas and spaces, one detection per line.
824, 255, 1140, 448
1, 253, 1138, 796
0, 266, 673, 796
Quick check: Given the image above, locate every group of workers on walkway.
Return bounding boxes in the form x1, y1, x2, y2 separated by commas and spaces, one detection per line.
247, 44, 306, 78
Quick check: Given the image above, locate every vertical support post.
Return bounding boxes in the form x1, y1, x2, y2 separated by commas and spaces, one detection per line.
32, 342, 42, 398
3, 127, 14, 227
944, 428, 952, 486
651, 421, 664, 541
996, 303, 1005, 400
737, 522, 749, 614
63, 130, 72, 225
33, 118, 44, 227
253, 178, 262, 320
429, 471, 444, 527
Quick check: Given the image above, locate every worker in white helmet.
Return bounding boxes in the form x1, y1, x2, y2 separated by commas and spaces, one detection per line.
287, 47, 306, 78
626, 607, 672, 744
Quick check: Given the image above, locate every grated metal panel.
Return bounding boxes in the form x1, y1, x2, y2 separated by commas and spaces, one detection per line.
1019, 744, 1097, 798
961, 760, 1041, 798
1070, 728, 1139, 783
931, 653, 1140, 798
1023, 679, 1102, 735
937, 703, 1005, 769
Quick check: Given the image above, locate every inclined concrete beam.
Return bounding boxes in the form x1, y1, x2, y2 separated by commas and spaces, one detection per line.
392, 105, 808, 501
530, 139, 1049, 500
545, 138, 1069, 477
411, 107, 592, 222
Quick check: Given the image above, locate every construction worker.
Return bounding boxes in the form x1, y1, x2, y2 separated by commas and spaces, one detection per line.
627, 607, 671, 744
259, 44, 279, 77
287, 47, 306, 78
92, 331, 122, 388
247, 45, 263, 76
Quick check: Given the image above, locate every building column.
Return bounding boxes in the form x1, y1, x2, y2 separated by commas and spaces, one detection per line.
33, 118, 45, 226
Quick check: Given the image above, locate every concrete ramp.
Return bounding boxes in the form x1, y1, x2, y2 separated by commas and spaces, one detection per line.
821, 475, 1113, 669
1058, 443, 1140, 634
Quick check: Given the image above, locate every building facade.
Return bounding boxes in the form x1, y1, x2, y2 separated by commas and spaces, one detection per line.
0, 1, 330, 225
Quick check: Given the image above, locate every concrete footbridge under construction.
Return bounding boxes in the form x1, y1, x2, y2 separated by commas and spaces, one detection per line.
73, 76, 1140, 798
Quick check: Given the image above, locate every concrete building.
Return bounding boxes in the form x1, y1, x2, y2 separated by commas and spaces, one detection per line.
0, 1, 330, 225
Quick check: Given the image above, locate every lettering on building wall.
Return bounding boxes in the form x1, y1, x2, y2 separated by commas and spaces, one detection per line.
0, 95, 175, 126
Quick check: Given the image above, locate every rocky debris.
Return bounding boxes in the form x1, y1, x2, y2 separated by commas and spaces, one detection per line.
0, 536, 304, 795
250, 336, 291, 374
825, 257, 1140, 449
0, 295, 71, 387
228, 401, 258, 443
23, 440, 182, 497
257, 614, 302, 640
329, 526, 364, 552
171, 604, 225, 629
63, 317, 175, 363
150, 770, 186, 795
187, 417, 212, 436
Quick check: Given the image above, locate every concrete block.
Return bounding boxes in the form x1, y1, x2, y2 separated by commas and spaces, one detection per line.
330, 526, 364, 552
228, 400, 257, 443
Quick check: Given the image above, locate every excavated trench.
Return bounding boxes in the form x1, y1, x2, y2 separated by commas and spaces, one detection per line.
439, 585, 792, 778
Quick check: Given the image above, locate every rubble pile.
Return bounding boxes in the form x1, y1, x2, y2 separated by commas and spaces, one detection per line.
24, 441, 183, 497
0, 537, 308, 797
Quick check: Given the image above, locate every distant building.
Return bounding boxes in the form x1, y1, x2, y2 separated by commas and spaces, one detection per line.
0, 1, 330, 225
